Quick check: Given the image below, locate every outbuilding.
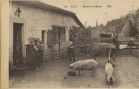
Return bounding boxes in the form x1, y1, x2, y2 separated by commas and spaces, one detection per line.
9, 1, 84, 66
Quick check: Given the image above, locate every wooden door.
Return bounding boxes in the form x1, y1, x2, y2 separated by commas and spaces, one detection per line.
13, 23, 23, 65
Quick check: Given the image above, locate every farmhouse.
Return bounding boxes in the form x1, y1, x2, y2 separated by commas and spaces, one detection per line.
9, 1, 84, 66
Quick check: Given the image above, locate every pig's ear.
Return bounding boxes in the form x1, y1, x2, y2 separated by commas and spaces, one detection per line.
69, 64, 74, 69
69, 64, 73, 67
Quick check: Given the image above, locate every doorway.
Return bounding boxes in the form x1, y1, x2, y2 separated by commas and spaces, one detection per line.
13, 23, 23, 65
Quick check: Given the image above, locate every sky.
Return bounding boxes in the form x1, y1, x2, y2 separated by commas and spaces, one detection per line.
40, 0, 139, 27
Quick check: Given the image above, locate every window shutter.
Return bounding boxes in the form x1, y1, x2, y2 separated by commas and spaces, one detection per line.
47, 30, 56, 46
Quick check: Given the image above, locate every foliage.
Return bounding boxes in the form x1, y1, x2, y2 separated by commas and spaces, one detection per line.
87, 8, 139, 37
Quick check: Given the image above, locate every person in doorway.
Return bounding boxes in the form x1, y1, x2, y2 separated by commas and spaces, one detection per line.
68, 40, 75, 63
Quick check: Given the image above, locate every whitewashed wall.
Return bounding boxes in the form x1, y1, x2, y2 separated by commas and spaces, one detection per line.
9, 3, 79, 63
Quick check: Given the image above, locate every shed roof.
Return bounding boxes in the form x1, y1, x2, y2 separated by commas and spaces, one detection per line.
11, 0, 84, 28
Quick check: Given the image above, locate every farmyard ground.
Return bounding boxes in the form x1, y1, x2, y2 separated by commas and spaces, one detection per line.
9, 53, 139, 88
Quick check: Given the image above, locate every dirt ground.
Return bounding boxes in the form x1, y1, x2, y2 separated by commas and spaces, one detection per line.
9, 53, 139, 88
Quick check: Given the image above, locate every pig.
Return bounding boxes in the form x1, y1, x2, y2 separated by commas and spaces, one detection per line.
69, 58, 98, 76
105, 61, 115, 85
85, 43, 116, 59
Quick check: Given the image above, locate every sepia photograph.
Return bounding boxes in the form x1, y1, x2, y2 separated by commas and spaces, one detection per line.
1, 0, 139, 88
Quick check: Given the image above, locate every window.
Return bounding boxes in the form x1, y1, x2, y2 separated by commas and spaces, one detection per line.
47, 25, 66, 46
47, 29, 56, 46
52, 25, 66, 42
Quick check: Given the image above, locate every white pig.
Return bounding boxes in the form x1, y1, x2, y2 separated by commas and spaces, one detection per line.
105, 62, 115, 84
69, 58, 98, 76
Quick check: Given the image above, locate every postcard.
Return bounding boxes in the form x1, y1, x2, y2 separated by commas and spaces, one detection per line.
1, 0, 139, 89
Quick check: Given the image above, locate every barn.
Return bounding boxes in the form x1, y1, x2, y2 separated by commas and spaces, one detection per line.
9, 1, 84, 66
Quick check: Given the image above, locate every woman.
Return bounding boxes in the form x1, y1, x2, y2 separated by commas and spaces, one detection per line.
33, 39, 43, 70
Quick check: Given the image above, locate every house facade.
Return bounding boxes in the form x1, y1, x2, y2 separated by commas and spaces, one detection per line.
9, 1, 84, 66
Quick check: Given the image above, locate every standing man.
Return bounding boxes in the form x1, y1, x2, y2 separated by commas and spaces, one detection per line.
68, 40, 75, 63
127, 39, 136, 54
113, 36, 119, 55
